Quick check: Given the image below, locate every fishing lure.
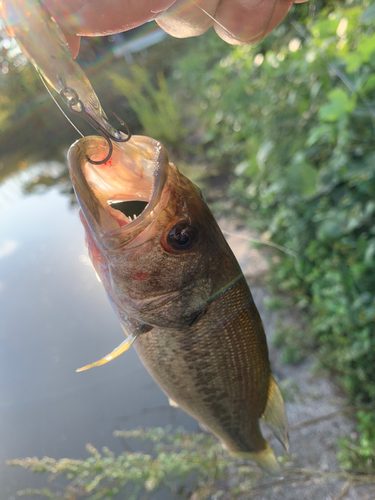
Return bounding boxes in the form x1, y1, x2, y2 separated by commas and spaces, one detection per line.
0, 0, 130, 163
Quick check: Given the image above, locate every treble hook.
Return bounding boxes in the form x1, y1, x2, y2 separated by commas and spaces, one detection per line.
58, 78, 131, 165
73, 107, 131, 165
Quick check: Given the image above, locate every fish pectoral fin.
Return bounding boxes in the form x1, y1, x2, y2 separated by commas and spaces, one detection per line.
261, 375, 289, 452
76, 333, 139, 372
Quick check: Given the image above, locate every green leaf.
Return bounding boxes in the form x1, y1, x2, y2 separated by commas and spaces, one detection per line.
343, 52, 362, 73
234, 160, 250, 176
285, 162, 318, 196
360, 5, 375, 24
357, 33, 375, 61
256, 141, 274, 168
311, 17, 340, 38
364, 240, 375, 266
306, 124, 332, 146
362, 74, 375, 92
318, 89, 356, 122
317, 218, 345, 240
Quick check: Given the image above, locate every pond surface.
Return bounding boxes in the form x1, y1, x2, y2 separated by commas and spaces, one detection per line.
0, 159, 197, 498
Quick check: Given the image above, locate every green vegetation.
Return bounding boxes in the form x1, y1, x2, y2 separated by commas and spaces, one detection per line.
9, 427, 375, 499
338, 411, 375, 474
109, 67, 184, 146
7, 427, 271, 500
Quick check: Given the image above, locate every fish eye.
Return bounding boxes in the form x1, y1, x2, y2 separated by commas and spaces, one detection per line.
166, 223, 197, 252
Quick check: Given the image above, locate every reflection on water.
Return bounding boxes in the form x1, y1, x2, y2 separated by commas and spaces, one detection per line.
0, 159, 72, 211
0, 157, 197, 498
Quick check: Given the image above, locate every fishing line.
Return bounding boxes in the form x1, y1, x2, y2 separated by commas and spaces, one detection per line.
39, 73, 84, 138
221, 229, 297, 257
190, 0, 237, 40
222, 227, 306, 282
191, 0, 277, 42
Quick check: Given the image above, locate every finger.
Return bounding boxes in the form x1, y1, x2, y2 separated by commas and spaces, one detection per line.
64, 33, 81, 58
43, 0, 175, 36
214, 0, 293, 45
156, 0, 220, 38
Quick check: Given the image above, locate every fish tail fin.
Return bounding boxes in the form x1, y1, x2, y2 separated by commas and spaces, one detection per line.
261, 375, 289, 452
231, 442, 282, 475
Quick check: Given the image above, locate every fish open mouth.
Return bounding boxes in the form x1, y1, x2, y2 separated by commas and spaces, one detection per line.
68, 135, 169, 236
109, 200, 149, 225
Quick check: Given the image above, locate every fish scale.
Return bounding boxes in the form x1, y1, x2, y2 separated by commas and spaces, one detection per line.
134, 277, 270, 454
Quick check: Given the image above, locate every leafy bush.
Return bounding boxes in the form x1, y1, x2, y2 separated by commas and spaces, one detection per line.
171, 0, 375, 470
338, 411, 375, 474
9, 426, 375, 498
8, 427, 266, 500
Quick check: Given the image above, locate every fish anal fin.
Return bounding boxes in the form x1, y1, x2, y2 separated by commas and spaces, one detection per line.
168, 397, 179, 408
198, 421, 209, 433
231, 442, 282, 476
261, 375, 289, 452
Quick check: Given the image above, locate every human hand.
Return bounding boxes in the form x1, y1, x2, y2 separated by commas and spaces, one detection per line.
43, 0, 310, 58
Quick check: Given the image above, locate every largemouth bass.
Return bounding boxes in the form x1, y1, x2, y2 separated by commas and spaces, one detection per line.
68, 135, 289, 474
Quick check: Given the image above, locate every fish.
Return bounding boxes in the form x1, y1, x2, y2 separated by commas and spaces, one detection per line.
67, 134, 289, 474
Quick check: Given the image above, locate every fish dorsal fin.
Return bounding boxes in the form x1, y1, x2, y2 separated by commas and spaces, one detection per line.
261, 375, 289, 452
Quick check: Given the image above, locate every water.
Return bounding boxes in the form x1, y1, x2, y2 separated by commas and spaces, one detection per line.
0, 160, 197, 498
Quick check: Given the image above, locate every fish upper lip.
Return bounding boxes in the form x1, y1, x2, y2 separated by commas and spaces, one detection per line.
68, 135, 170, 244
